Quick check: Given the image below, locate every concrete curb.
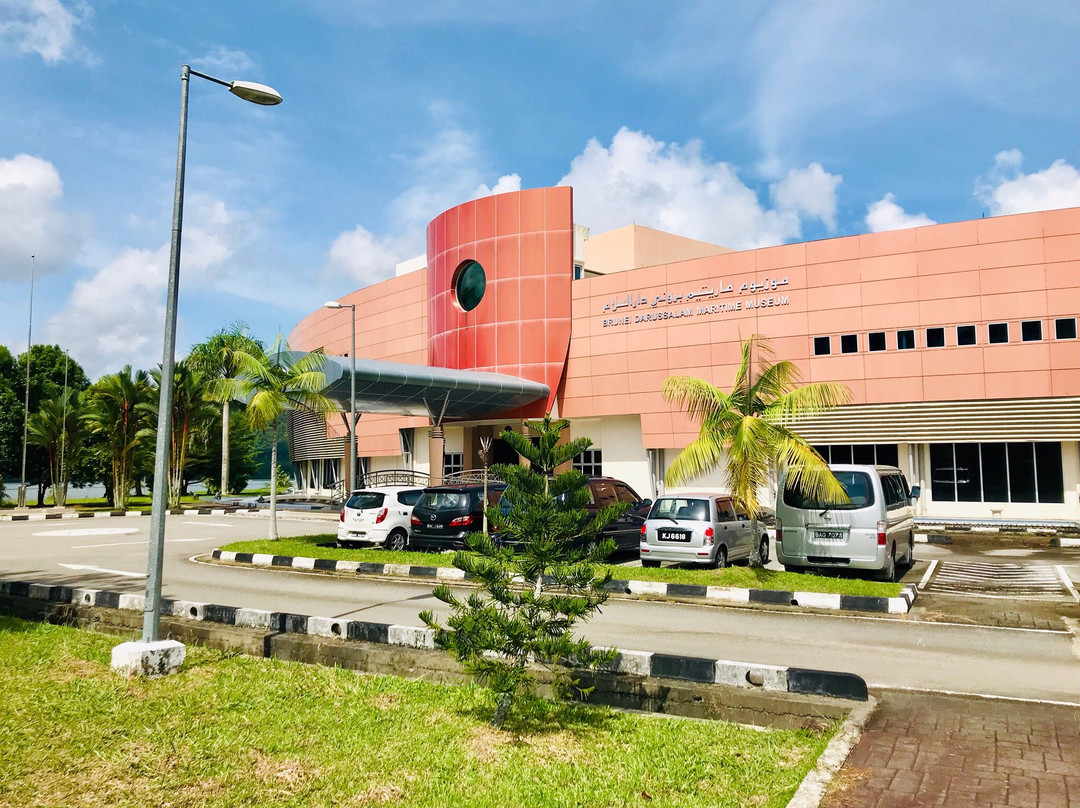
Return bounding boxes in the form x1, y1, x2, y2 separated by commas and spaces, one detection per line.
211, 549, 919, 615
0, 507, 261, 522
0, 576, 868, 702
785, 696, 879, 808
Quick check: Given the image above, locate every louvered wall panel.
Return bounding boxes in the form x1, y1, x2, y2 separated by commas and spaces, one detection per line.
785, 398, 1080, 443
287, 409, 346, 462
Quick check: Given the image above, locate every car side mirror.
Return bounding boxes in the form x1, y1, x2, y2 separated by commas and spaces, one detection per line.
640, 499, 652, 508
909, 485, 920, 500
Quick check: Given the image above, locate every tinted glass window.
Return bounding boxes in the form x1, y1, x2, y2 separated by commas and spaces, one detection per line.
955, 443, 982, 502
783, 471, 874, 510
852, 444, 876, 465
397, 490, 423, 506
1055, 318, 1077, 340
614, 483, 640, 504
957, 325, 976, 346
417, 492, 467, 511
926, 327, 945, 348
1035, 443, 1064, 503
882, 476, 905, 509
1021, 320, 1043, 342
593, 480, 617, 507
346, 492, 385, 510
814, 336, 831, 355
868, 332, 887, 352
1008, 443, 1037, 503
841, 334, 858, 353
452, 260, 486, 312
650, 497, 707, 521
830, 445, 853, 464
897, 330, 915, 350
989, 322, 1009, 344
930, 444, 956, 501
981, 443, 1009, 502
877, 444, 900, 466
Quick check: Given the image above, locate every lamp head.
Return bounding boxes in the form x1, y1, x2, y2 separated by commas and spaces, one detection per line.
323, 301, 344, 309
229, 80, 283, 106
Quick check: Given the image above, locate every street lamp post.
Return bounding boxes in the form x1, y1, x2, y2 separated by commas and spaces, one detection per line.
324, 301, 357, 493
17, 254, 35, 509
116, 65, 281, 675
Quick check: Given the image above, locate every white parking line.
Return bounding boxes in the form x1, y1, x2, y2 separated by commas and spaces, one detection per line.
182, 521, 234, 528
1057, 566, 1080, 603
918, 559, 939, 589
58, 563, 145, 578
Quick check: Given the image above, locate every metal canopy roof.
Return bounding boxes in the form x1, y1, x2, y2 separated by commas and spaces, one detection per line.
318, 355, 549, 420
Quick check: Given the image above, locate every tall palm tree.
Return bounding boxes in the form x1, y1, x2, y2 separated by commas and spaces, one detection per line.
238, 337, 337, 539
85, 366, 153, 510
662, 334, 851, 567
187, 323, 265, 496
145, 361, 218, 509
26, 388, 84, 507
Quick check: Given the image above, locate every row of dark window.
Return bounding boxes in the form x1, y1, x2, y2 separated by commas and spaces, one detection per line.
814, 317, 1078, 356
813, 444, 900, 467
930, 442, 1064, 504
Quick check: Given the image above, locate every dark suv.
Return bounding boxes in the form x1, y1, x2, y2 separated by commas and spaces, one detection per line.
409, 483, 507, 551
494, 476, 652, 554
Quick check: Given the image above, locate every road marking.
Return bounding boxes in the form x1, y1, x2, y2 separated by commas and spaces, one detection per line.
1057, 566, 1080, 603
918, 559, 938, 589
183, 521, 233, 527
924, 561, 1069, 599
32, 527, 140, 537
71, 537, 219, 549
58, 563, 145, 578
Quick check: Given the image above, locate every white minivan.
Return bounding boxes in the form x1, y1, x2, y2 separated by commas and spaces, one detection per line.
775, 464, 919, 582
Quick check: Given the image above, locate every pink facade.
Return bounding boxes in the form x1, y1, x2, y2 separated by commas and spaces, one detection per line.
292, 192, 1080, 468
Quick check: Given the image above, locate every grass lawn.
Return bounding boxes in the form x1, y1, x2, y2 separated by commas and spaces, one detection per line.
0, 617, 833, 807
219, 534, 904, 598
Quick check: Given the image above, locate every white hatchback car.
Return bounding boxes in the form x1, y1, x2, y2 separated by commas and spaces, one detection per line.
338, 487, 425, 551
639, 493, 769, 568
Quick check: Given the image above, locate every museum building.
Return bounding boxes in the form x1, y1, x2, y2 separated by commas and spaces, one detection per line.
288, 186, 1080, 522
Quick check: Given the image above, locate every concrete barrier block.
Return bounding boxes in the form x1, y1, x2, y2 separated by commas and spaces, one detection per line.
234, 608, 277, 629
714, 659, 788, 691
307, 616, 346, 638
383, 564, 411, 578
388, 625, 435, 649
168, 601, 206, 620
791, 592, 841, 610
614, 649, 652, 677
93, 511, 111, 518
292, 557, 316, 570
705, 586, 751, 604
627, 580, 667, 597
118, 594, 145, 612
435, 567, 467, 581
335, 560, 360, 573
72, 588, 100, 606
28, 583, 54, 600
250, 554, 274, 566
216, 551, 237, 562
111, 639, 185, 677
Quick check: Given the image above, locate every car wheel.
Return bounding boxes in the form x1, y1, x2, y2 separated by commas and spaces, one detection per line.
759, 535, 770, 564
713, 546, 728, 569
386, 529, 408, 553
641, 559, 660, 568
878, 546, 897, 582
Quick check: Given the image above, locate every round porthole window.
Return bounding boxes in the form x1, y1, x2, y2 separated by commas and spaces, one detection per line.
452, 259, 486, 312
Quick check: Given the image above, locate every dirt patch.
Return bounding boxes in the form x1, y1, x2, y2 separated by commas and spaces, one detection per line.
526, 730, 591, 766
821, 765, 871, 806
249, 748, 318, 791
351, 783, 406, 804
49, 656, 107, 683
467, 725, 510, 762
369, 692, 400, 711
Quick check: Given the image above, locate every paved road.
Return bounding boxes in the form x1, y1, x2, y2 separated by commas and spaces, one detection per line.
2, 513, 1078, 703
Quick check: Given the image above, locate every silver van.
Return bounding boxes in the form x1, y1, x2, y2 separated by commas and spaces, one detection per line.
775, 464, 919, 581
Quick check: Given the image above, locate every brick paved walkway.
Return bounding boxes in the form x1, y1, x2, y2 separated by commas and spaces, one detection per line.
821, 691, 1080, 807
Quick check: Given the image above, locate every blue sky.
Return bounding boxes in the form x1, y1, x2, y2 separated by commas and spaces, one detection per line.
1, 0, 1079, 378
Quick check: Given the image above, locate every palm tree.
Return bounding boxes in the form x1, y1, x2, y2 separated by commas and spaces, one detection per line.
238, 337, 337, 539
145, 361, 218, 509
85, 367, 153, 510
662, 334, 851, 567
26, 388, 84, 507
187, 323, 265, 496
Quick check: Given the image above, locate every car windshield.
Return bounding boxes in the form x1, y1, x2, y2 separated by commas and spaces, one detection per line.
346, 492, 384, 510
783, 471, 871, 510
649, 497, 709, 521
417, 492, 468, 511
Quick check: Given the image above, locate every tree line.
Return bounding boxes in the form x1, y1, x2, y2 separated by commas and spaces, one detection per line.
0, 324, 330, 512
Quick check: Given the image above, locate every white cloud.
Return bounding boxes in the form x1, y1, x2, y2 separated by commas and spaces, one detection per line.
865, 193, 935, 232
976, 149, 1080, 216
326, 225, 415, 286
0, 153, 83, 279
191, 46, 256, 76
474, 173, 521, 198
558, 127, 840, 250
0, 0, 92, 63
770, 162, 842, 231
42, 245, 168, 376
